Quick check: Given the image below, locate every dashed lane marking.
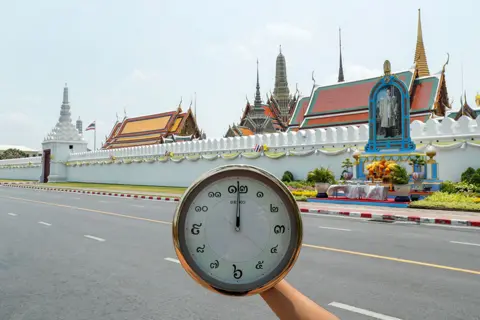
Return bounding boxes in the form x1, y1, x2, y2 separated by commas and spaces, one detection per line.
38, 221, 52, 226
165, 257, 180, 264
4, 195, 480, 276
328, 302, 402, 320
84, 235, 106, 242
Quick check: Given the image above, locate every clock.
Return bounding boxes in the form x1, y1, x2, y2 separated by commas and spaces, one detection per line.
172, 164, 303, 296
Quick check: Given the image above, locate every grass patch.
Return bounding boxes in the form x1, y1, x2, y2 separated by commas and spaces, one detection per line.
45, 182, 187, 195
409, 192, 480, 212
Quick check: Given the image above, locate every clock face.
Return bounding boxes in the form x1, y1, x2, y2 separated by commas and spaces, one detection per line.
173, 165, 302, 296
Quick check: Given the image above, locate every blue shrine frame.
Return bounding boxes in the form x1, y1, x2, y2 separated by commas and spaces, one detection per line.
364, 75, 416, 153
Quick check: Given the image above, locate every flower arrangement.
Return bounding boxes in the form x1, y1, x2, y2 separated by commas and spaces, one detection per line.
365, 159, 396, 181
291, 190, 317, 198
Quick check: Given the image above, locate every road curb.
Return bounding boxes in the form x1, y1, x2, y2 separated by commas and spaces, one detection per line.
299, 208, 480, 228
0, 183, 180, 203
2, 183, 479, 228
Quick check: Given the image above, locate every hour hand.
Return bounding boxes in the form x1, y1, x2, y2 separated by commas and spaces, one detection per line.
235, 183, 240, 231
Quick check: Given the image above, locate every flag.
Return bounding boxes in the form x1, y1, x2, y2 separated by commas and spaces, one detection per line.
253, 144, 263, 152
86, 121, 96, 131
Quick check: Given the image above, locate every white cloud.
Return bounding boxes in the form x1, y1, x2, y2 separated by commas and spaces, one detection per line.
203, 23, 312, 62
131, 68, 160, 82
264, 23, 312, 41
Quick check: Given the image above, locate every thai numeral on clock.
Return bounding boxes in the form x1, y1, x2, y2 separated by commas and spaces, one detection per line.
196, 245, 205, 253
210, 260, 219, 269
194, 206, 208, 212
274, 225, 285, 234
255, 261, 264, 270
232, 264, 243, 279
270, 245, 278, 253
270, 204, 279, 212
256, 191, 264, 198
228, 181, 248, 194
208, 191, 221, 198
191, 223, 202, 235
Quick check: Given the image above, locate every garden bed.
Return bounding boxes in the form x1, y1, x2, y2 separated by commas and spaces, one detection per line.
409, 192, 480, 212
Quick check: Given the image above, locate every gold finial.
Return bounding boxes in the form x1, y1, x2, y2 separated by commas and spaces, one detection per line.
475, 92, 480, 107
383, 60, 391, 76
414, 8, 430, 77
442, 53, 450, 73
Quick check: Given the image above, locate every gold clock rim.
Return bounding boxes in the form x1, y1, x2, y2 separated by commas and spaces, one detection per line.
172, 164, 303, 297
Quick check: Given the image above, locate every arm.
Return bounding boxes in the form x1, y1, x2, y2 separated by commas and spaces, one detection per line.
260, 280, 339, 320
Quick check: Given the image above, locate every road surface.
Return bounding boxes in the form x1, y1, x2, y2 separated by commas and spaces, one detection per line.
1, 186, 479, 319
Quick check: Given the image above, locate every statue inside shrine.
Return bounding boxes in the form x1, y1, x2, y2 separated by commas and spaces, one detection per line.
376, 86, 401, 139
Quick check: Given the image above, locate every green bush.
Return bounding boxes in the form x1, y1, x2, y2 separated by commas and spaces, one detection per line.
440, 180, 480, 195
470, 172, 480, 185
307, 167, 336, 184
461, 167, 476, 184
285, 180, 315, 189
281, 171, 294, 183
439, 180, 457, 193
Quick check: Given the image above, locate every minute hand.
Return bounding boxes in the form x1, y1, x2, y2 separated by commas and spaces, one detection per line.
235, 182, 241, 232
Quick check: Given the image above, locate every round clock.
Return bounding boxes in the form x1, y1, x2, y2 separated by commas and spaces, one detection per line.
172, 164, 303, 296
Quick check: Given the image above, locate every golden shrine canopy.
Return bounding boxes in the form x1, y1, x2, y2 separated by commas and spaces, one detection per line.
102, 106, 201, 149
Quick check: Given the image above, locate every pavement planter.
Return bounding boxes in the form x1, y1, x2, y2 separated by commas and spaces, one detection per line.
2, 182, 480, 228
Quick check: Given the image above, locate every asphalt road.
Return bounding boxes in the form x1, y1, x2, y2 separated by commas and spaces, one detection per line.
0, 186, 479, 320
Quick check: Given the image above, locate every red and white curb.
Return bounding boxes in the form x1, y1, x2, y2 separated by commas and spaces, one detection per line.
2, 183, 480, 228
0, 183, 180, 203
300, 208, 480, 228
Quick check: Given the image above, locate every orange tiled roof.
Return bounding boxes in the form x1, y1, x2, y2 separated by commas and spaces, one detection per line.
103, 108, 199, 149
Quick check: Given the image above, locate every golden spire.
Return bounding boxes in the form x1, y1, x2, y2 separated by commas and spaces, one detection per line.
414, 9, 430, 77
476, 92, 480, 107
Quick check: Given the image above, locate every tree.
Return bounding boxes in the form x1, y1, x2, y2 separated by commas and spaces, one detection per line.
0, 148, 29, 160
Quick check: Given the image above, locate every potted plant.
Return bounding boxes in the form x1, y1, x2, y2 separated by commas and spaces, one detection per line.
390, 164, 411, 202
307, 167, 336, 198
341, 158, 354, 181
409, 155, 426, 175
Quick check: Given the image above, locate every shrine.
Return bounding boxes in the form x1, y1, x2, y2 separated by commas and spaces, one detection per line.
308, 60, 442, 207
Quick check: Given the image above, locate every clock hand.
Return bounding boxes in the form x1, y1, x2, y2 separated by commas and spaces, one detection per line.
235, 181, 240, 232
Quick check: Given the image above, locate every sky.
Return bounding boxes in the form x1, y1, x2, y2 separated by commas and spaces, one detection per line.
0, 0, 479, 150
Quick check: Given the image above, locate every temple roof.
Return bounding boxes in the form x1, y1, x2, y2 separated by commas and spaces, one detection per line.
292, 69, 444, 129
288, 96, 310, 130
102, 106, 200, 149
448, 94, 480, 120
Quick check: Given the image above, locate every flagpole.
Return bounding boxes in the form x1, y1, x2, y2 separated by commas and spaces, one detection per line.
94, 122, 97, 150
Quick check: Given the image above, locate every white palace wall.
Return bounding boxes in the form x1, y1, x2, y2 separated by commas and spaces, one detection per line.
1, 117, 480, 186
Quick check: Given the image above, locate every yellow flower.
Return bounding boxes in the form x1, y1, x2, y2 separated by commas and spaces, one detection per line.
263, 144, 269, 152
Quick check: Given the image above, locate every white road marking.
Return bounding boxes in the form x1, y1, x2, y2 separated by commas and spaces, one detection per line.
38, 221, 52, 226
328, 302, 402, 320
450, 241, 480, 247
318, 226, 351, 232
165, 257, 180, 264
132, 204, 144, 208
7, 213, 17, 216
99, 200, 109, 203
72, 197, 81, 200
84, 235, 106, 242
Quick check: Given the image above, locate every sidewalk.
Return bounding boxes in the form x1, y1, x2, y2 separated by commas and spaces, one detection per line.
300, 201, 480, 227
2, 182, 480, 227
